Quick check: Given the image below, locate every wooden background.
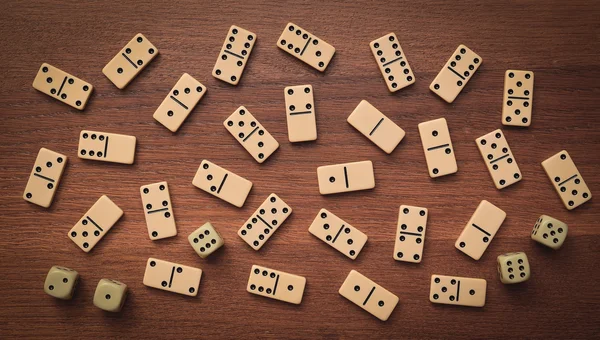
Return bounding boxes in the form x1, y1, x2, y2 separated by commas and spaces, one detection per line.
1, 0, 599, 338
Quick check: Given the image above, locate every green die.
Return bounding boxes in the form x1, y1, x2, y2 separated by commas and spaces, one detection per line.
188, 222, 224, 258
93, 279, 128, 312
531, 215, 568, 250
497, 252, 530, 284
44, 265, 79, 300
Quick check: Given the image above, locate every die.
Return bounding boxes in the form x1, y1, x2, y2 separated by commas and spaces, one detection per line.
531, 215, 568, 250
93, 279, 128, 312
187, 222, 224, 258
497, 252, 530, 284
44, 265, 79, 300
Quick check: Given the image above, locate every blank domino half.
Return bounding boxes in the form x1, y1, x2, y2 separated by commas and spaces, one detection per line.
455, 200, 506, 260
32, 63, 93, 110
192, 160, 253, 208
238, 194, 292, 250
247, 265, 306, 304
317, 161, 375, 195
369, 32, 415, 92
139, 181, 177, 240
212, 25, 256, 85
103, 33, 158, 89
430, 44, 482, 103
23, 148, 67, 208
429, 274, 487, 307
223, 106, 279, 163
542, 150, 592, 210
277, 22, 335, 72
143, 258, 202, 296
418, 118, 457, 178
475, 129, 522, 189
284, 85, 317, 142
339, 270, 399, 321
153, 73, 207, 132
394, 205, 428, 263
502, 70, 534, 126
68, 195, 123, 253
78, 130, 137, 164
347, 100, 405, 154
308, 208, 368, 260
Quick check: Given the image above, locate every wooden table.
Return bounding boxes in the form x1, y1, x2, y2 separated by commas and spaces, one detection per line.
1, 0, 599, 338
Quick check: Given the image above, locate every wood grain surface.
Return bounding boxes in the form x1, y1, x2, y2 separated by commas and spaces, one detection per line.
1, 0, 599, 338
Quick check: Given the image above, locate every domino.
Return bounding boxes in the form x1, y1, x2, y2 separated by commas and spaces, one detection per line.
223, 106, 279, 163
23, 148, 67, 208
153, 73, 207, 132
475, 129, 522, 189
369, 32, 415, 92
277, 22, 336, 72
238, 194, 292, 251
32, 63, 93, 110
339, 270, 399, 321
430, 44, 482, 103
317, 161, 375, 195
192, 160, 252, 208
284, 85, 317, 142
143, 258, 202, 297
455, 200, 506, 260
429, 275, 487, 307
68, 195, 123, 252
140, 181, 177, 240
212, 25, 256, 85
418, 118, 457, 178
103, 33, 158, 89
542, 150, 592, 210
502, 70, 534, 126
308, 209, 368, 260
394, 205, 428, 263
247, 265, 306, 304
78, 130, 137, 164
347, 100, 405, 154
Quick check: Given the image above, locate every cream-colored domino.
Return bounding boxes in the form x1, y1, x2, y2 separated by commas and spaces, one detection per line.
339, 270, 399, 321
475, 129, 522, 189
347, 100, 405, 154
317, 161, 375, 195
394, 205, 428, 263
153, 73, 207, 132
68, 195, 123, 252
502, 70, 534, 126
23, 148, 67, 208
78, 130, 136, 164
455, 200, 506, 260
247, 265, 306, 304
369, 33, 415, 92
143, 258, 202, 297
223, 106, 279, 163
418, 118, 457, 178
542, 150, 592, 210
429, 275, 487, 307
192, 160, 253, 208
308, 209, 367, 260
277, 22, 335, 72
284, 85, 317, 142
140, 181, 177, 240
102, 33, 158, 89
212, 25, 256, 85
430, 44, 482, 103
238, 194, 292, 250
32, 63, 93, 110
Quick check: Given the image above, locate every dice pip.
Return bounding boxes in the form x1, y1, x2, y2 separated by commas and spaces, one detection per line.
497, 252, 530, 284
93, 278, 128, 312
44, 265, 79, 300
531, 215, 568, 250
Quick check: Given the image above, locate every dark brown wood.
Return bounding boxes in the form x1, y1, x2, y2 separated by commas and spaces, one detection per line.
1, 0, 599, 338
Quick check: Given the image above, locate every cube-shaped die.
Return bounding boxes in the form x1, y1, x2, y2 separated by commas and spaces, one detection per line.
44, 266, 79, 300
188, 222, 224, 258
93, 279, 128, 312
497, 252, 530, 284
531, 215, 568, 250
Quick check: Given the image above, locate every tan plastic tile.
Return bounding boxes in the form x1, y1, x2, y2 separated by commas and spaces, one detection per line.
339, 270, 399, 321
223, 106, 279, 163
531, 215, 568, 250
347, 100, 405, 154
143, 258, 202, 297
68, 195, 123, 253
394, 205, 428, 263
541, 150, 592, 210
102, 33, 158, 89
238, 193, 292, 251
475, 129, 522, 189
247, 265, 306, 304
418, 118, 457, 178
308, 209, 367, 260
140, 181, 177, 241
188, 222, 224, 258
284, 85, 317, 142
502, 70, 534, 126
23, 148, 67, 208
455, 200, 506, 260
78, 130, 136, 164
429, 275, 486, 307
93, 279, 128, 312
32, 63, 93, 110
277, 22, 335, 72
497, 252, 530, 284
369, 33, 415, 92
192, 160, 253, 208
212, 25, 256, 85
44, 266, 79, 300
153, 73, 206, 132
317, 161, 375, 195
429, 44, 482, 103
